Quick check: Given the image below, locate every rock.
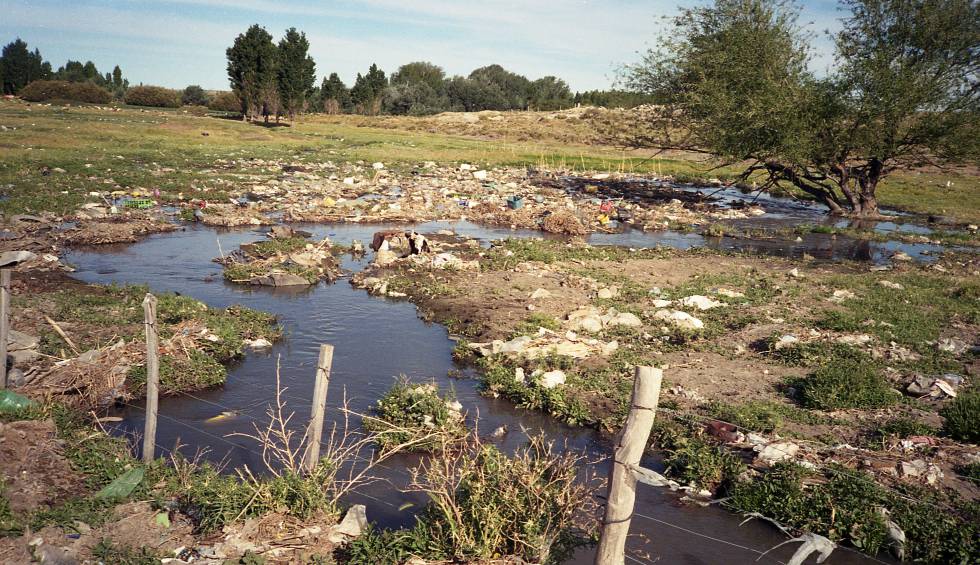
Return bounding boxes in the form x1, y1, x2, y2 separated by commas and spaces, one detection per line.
498, 336, 532, 355
514, 367, 525, 383
472, 170, 488, 180
829, 289, 856, 302
373, 249, 399, 267
905, 375, 933, 396
788, 268, 801, 278
8, 329, 39, 352
899, 459, 928, 478
892, 251, 912, 262
529, 288, 551, 300
653, 309, 704, 331
490, 425, 508, 438
567, 307, 604, 333
755, 441, 800, 464
837, 334, 872, 346
252, 272, 310, 286
372, 162, 385, 170
773, 335, 799, 350
679, 295, 724, 310
606, 311, 642, 328
652, 299, 672, 308
597, 287, 617, 299
937, 337, 968, 355
539, 370, 566, 389
246, 338, 273, 350
0, 250, 37, 267
878, 280, 904, 290
714, 288, 745, 298
328, 504, 368, 543
431, 252, 476, 270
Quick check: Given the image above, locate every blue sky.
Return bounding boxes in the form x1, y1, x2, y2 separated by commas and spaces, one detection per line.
0, 0, 843, 92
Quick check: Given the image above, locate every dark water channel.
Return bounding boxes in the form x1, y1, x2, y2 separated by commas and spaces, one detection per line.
64, 221, 898, 564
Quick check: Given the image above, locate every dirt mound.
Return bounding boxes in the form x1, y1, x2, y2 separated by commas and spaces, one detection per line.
0, 419, 85, 515
57, 218, 178, 246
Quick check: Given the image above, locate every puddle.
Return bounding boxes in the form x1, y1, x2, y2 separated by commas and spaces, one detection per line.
65, 223, 887, 564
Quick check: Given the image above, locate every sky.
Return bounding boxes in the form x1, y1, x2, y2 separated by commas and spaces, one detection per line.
0, 0, 844, 92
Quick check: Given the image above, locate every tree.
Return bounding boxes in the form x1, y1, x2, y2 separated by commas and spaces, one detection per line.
391, 61, 446, 92
468, 64, 531, 110
1, 39, 49, 94
276, 27, 316, 120
320, 72, 350, 114
528, 76, 572, 110
181, 85, 210, 106
626, 0, 980, 217
226, 24, 278, 121
351, 63, 387, 114
446, 76, 507, 111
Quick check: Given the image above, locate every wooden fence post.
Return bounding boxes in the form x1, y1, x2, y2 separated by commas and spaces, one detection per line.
0, 270, 9, 389
303, 344, 334, 472
142, 294, 159, 464
595, 366, 664, 565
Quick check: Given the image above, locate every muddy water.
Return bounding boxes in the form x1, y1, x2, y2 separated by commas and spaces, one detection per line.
66, 223, 885, 564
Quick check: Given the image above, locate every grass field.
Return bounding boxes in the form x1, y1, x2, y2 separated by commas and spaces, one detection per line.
1, 99, 978, 222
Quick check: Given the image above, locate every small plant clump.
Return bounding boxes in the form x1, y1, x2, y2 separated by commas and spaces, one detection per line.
364, 379, 467, 452
652, 418, 746, 494
347, 434, 595, 564
790, 349, 897, 410
940, 387, 980, 443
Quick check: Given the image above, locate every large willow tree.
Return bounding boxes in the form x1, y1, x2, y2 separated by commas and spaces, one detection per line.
627, 0, 979, 217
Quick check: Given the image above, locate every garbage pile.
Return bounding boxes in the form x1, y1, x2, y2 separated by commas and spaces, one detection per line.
217, 226, 341, 287
169, 159, 768, 235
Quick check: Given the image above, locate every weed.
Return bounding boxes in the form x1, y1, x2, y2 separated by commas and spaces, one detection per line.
956, 462, 980, 486
91, 539, 166, 564
127, 350, 227, 395
940, 388, 980, 443
407, 434, 595, 564
702, 400, 830, 433
790, 348, 897, 410
363, 379, 467, 452
729, 463, 979, 563
510, 313, 562, 338
248, 237, 310, 258
0, 481, 23, 537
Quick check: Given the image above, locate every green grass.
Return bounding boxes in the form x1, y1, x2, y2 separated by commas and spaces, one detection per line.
728, 462, 979, 563
789, 348, 897, 410
704, 400, 834, 433
815, 273, 980, 349
1, 100, 977, 222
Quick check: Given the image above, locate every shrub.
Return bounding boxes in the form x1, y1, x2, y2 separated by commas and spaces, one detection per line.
208, 90, 242, 113
124, 85, 180, 108
363, 379, 466, 452
940, 388, 980, 443
791, 350, 897, 410
348, 434, 594, 564
181, 85, 210, 106
18, 80, 112, 104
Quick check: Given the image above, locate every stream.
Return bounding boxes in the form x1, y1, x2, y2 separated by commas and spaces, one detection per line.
61, 218, 922, 564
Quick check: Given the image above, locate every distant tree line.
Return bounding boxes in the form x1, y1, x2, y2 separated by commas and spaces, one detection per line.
224, 24, 650, 120
1, 38, 128, 98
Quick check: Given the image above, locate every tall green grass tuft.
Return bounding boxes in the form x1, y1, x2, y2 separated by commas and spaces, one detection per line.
348, 434, 595, 564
